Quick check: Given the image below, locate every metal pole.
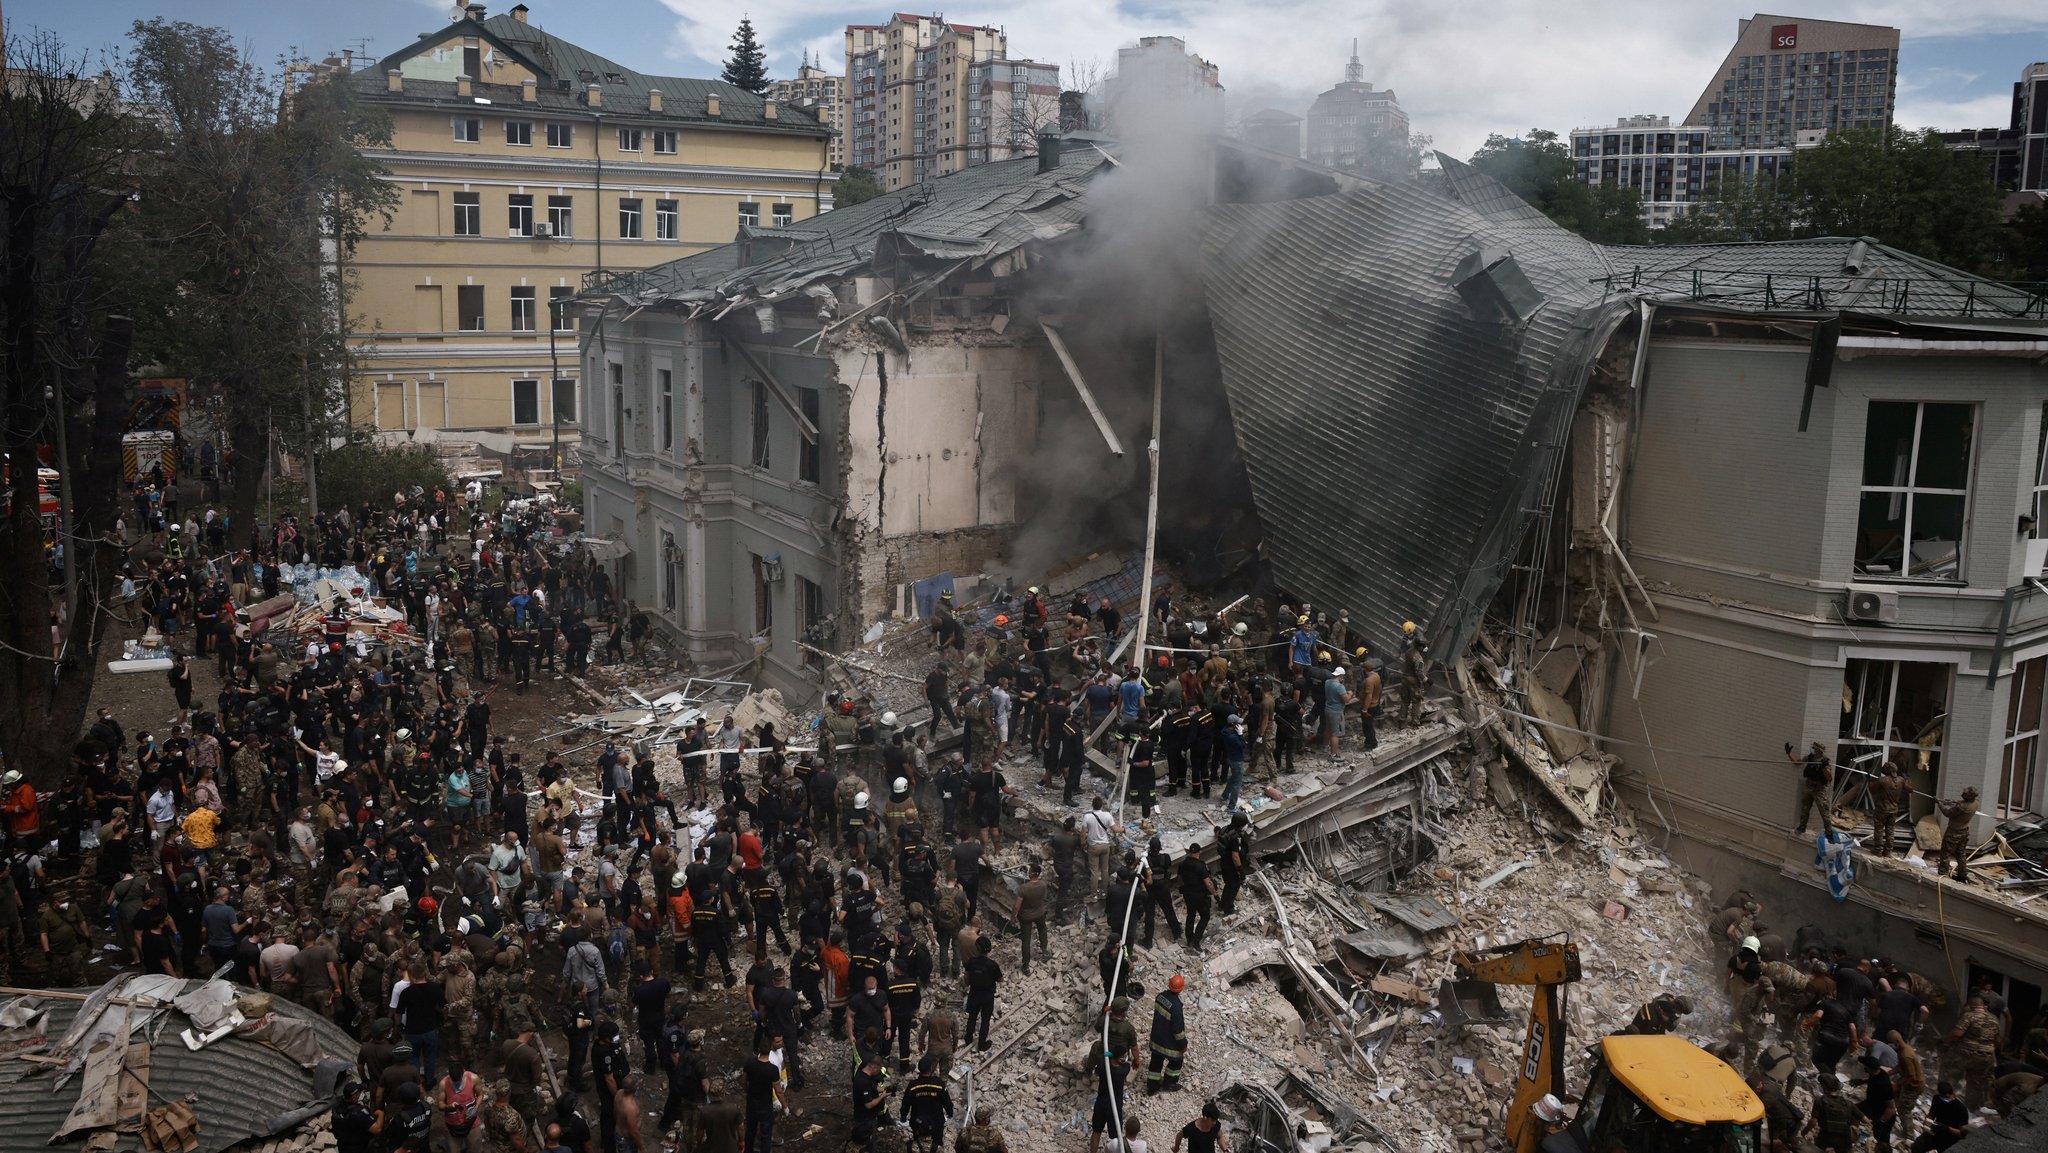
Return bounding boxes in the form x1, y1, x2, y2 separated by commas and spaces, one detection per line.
1132, 320, 1164, 674
549, 302, 563, 473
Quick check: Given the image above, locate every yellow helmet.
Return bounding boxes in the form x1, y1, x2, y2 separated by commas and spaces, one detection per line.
1402, 621, 1418, 635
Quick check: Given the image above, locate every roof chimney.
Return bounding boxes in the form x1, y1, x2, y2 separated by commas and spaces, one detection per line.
586, 82, 601, 108
457, 74, 472, 97
648, 89, 663, 112
1037, 132, 1061, 173
387, 69, 404, 93
465, 4, 486, 20
521, 77, 537, 102
763, 99, 777, 119
510, 3, 529, 22
706, 94, 721, 117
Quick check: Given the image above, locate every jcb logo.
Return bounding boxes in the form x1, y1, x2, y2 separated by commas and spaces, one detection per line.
1771, 24, 1798, 49
1523, 1021, 1546, 1082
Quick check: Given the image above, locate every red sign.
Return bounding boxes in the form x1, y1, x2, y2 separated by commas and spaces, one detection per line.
1771, 23, 1798, 50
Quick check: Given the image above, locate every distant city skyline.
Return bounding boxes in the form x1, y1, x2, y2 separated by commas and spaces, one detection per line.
12, 0, 2047, 160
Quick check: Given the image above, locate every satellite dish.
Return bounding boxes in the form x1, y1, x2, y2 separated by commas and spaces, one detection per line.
448, 3, 467, 22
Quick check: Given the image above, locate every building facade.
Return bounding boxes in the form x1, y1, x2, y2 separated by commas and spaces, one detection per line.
1571, 14, 1898, 227
842, 14, 1058, 192
1941, 61, 2048, 192
1240, 109, 1303, 159
1099, 36, 1225, 138
1304, 44, 1410, 176
346, 3, 831, 445
767, 63, 847, 170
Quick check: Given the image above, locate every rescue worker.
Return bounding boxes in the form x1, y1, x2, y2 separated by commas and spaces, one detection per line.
955, 1105, 1006, 1153
1869, 760, 1910, 856
1806, 1073, 1860, 1153
1946, 995, 2001, 1111
1935, 788, 1979, 882
1786, 740, 1835, 835
901, 1054, 955, 1153
1217, 813, 1249, 917
1399, 623, 1429, 725
1625, 993, 1695, 1035
1146, 974, 1188, 1094
38, 894, 92, 986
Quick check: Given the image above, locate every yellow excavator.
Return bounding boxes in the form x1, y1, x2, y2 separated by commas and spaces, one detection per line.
1443, 935, 1763, 1153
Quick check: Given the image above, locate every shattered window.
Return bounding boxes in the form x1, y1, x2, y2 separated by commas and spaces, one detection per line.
1839, 658, 1950, 801
1854, 401, 1973, 581
2001, 657, 2044, 817
751, 379, 772, 470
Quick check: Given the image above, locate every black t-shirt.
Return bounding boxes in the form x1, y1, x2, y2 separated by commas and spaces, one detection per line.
743, 1057, 779, 1111
1835, 966, 1874, 1007
594, 1041, 630, 1091
631, 977, 671, 1027
1178, 857, 1212, 900
141, 929, 177, 972
396, 981, 446, 1035
1860, 1068, 1896, 1121
964, 954, 1002, 998
1875, 987, 1922, 1036
1814, 998, 1851, 1040
1180, 1121, 1222, 1153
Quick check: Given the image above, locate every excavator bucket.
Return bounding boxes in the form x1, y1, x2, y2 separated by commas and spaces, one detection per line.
1437, 976, 1509, 1027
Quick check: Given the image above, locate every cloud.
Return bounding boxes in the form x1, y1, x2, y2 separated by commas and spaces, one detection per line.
646, 0, 2046, 158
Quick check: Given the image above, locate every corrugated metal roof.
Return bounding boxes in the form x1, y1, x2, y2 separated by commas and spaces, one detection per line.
1361, 892, 1461, 932
0, 981, 357, 1153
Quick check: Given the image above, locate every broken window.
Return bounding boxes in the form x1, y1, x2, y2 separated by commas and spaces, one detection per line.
552, 377, 577, 424
658, 368, 673, 452
511, 378, 539, 425
751, 553, 775, 636
661, 531, 679, 614
456, 284, 486, 330
2032, 408, 2048, 539
609, 361, 625, 459
1855, 401, 1972, 581
798, 576, 825, 667
750, 379, 772, 470
2003, 656, 2045, 817
797, 386, 820, 483
1838, 658, 1950, 802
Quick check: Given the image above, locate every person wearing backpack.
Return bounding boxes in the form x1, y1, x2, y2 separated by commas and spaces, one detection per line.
372, 1081, 433, 1153
435, 1059, 485, 1153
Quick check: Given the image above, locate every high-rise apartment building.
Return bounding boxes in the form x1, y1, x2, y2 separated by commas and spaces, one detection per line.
843, 14, 1058, 192
1570, 14, 1899, 228
1941, 62, 2048, 192
769, 62, 847, 169
1099, 36, 1225, 137
1305, 43, 1410, 175
346, 4, 830, 442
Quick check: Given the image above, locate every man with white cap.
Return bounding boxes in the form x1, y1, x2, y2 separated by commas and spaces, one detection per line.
1322, 667, 1354, 757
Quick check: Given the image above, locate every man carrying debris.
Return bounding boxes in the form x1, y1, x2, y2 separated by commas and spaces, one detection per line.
1145, 974, 1189, 1094
1933, 788, 1979, 883
1786, 741, 1835, 836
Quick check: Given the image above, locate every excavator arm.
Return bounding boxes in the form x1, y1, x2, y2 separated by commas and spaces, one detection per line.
1448, 937, 1583, 1153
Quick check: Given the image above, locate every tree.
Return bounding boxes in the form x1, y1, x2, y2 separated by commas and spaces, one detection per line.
2003, 198, 2048, 282
117, 20, 395, 533
1468, 129, 1648, 245
1358, 130, 1433, 184
0, 33, 142, 780
835, 165, 884, 207
312, 441, 452, 512
722, 19, 769, 95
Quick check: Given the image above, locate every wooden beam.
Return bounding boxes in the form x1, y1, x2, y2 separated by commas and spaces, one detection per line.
718, 330, 820, 443
1039, 321, 1125, 457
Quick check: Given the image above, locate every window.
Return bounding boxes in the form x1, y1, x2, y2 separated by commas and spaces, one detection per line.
2002, 657, 2045, 817
552, 377, 577, 423
798, 387, 820, 483
510, 286, 536, 331
609, 361, 625, 458
658, 368, 673, 451
662, 531, 679, 613
2032, 408, 2048, 539
798, 576, 826, 666
653, 130, 677, 154
453, 117, 481, 142
1855, 401, 1973, 580
751, 553, 775, 636
738, 201, 760, 227
618, 198, 642, 240
512, 378, 540, 425
550, 287, 574, 330
546, 121, 574, 148
456, 284, 485, 330
655, 199, 679, 241
617, 127, 643, 152
508, 194, 534, 236
750, 379, 771, 469
453, 191, 480, 236
548, 195, 573, 238
1838, 658, 1951, 810
505, 120, 532, 146
772, 203, 794, 226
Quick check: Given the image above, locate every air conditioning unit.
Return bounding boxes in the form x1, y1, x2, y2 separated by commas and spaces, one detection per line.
1845, 587, 1899, 624
533, 222, 553, 237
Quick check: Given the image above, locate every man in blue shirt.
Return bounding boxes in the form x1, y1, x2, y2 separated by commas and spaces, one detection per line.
1322, 668, 1355, 756
1288, 618, 1316, 671
1117, 668, 1147, 722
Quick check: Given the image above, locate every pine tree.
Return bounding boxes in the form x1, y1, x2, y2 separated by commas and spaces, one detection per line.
722, 19, 769, 94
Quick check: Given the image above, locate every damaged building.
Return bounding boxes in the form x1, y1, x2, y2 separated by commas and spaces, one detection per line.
573, 122, 2048, 994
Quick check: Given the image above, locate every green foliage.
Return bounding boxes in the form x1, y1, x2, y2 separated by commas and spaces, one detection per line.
1468, 129, 1649, 245
2003, 198, 2048, 282
315, 442, 452, 513
1657, 128, 2004, 272
836, 165, 885, 207
558, 479, 585, 507
721, 19, 769, 95
1358, 131, 1432, 184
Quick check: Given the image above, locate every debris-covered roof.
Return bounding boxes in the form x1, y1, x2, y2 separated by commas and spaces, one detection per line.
579, 143, 1113, 306
0, 977, 357, 1153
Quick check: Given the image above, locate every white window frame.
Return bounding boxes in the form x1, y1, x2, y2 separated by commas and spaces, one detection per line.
617, 127, 643, 152
547, 195, 573, 238
653, 130, 678, 154
505, 119, 532, 146
1855, 401, 1975, 582
452, 191, 480, 236
655, 199, 679, 241
738, 201, 760, 228
509, 286, 536, 331
546, 121, 574, 148
511, 378, 540, 425
453, 117, 481, 142
2032, 406, 2048, 538
552, 377, 577, 425
550, 287, 574, 330
508, 194, 534, 237
772, 203, 793, 226
1838, 656, 1952, 802
2001, 656, 2045, 817
618, 197, 643, 240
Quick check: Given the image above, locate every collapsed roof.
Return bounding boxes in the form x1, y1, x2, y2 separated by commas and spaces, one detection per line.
578, 137, 2047, 660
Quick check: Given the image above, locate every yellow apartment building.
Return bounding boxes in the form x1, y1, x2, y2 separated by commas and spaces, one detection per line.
348, 3, 832, 445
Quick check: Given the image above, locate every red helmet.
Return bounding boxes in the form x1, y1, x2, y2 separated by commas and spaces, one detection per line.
1168, 974, 1187, 992
839, 700, 855, 716
994, 615, 1010, 627
417, 896, 439, 914
1156, 655, 1170, 668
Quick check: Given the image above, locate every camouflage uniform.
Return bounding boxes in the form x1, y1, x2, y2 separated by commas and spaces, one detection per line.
955, 1120, 1007, 1153
231, 742, 266, 828
1952, 1005, 2002, 1111
442, 962, 478, 1069
482, 1095, 528, 1153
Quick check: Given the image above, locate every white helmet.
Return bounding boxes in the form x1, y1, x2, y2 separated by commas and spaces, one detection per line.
881, 711, 898, 727
854, 791, 870, 810
671, 871, 689, 889
455, 917, 474, 935
893, 777, 909, 793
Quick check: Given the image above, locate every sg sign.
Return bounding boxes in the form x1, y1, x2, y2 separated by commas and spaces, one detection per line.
1771, 24, 1798, 49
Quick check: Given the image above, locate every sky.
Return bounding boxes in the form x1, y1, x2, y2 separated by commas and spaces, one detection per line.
10, 0, 2048, 159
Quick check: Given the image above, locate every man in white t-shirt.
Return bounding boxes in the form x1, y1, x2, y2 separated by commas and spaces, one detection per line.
1082, 796, 1120, 894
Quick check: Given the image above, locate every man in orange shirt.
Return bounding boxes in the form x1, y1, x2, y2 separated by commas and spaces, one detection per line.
2, 770, 39, 839
667, 874, 695, 975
